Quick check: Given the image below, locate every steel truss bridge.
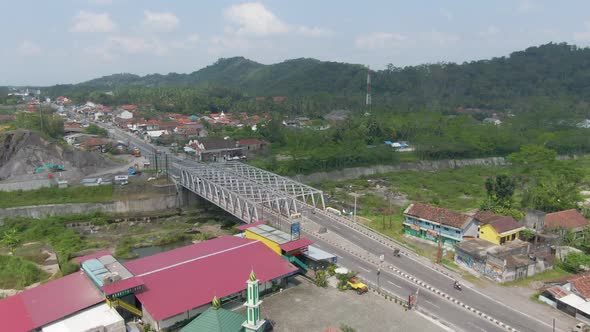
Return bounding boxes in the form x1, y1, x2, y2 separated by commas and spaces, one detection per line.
179, 161, 325, 223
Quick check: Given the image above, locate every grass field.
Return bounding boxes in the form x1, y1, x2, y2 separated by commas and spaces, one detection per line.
0, 186, 114, 208
0, 255, 49, 289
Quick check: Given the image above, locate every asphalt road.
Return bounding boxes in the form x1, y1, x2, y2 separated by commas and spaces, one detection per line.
303, 209, 558, 332
98, 122, 560, 332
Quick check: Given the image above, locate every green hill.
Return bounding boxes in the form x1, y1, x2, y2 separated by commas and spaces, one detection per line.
35, 42, 590, 113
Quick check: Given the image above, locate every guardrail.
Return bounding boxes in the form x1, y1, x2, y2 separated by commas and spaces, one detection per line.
305, 203, 416, 253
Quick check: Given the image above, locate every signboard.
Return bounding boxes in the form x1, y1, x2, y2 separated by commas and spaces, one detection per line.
410, 224, 421, 231
291, 222, 301, 240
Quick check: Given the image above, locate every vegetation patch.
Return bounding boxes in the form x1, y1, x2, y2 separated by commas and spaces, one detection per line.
0, 186, 114, 208
0, 255, 49, 289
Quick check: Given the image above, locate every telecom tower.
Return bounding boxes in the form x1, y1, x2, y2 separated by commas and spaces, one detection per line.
366, 66, 372, 109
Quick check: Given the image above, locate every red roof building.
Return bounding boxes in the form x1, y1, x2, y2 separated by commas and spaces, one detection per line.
0, 272, 104, 332
123, 236, 297, 329
545, 209, 589, 231
120, 105, 138, 111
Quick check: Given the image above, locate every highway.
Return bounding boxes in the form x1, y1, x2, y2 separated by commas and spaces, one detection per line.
100, 122, 564, 332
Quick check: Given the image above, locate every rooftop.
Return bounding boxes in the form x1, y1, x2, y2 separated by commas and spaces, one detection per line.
486, 216, 523, 234
454, 238, 496, 259
404, 203, 472, 229
0, 272, 104, 332
246, 224, 293, 245
41, 303, 123, 332
545, 209, 589, 230
179, 306, 246, 332
124, 236, 297, 321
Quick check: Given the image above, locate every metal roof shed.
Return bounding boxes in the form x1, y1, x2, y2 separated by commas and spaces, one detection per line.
41, 303, 125, 332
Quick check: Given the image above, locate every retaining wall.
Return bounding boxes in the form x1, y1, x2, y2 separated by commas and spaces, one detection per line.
0, 194, 179, 221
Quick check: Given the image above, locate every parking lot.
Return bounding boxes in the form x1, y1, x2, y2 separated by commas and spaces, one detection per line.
236, 276, 446, 332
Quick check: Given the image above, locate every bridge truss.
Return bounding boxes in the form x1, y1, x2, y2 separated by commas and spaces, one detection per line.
180, 165, 300, 223
220, 162, 325, 210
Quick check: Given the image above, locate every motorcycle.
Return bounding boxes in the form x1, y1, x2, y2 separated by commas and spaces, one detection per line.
393, 249, 401, 257
454, 282, 462, 291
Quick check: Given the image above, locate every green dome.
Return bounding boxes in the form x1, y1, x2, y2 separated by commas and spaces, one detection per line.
249, 270, 257, 282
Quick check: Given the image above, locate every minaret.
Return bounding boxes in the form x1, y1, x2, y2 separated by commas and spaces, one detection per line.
243, 270, 265, 332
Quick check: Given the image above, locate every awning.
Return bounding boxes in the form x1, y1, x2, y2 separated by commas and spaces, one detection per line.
280, 238, 313, 252
303, 245, 337, 262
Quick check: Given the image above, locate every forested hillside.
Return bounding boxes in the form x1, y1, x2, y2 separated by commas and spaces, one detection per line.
38, 42, 590, 115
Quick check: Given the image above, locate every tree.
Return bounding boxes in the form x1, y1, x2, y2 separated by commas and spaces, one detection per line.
485, 175, 516, 208
340, 324, 356, 332
84, 124, 108, 137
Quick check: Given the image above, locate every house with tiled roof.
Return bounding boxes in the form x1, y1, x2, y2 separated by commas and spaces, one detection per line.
545, 209, 589, 238
403, 203, 479, 247
540, 272, 590, 321
455, 238, 554, 283
474, 211, 525, 245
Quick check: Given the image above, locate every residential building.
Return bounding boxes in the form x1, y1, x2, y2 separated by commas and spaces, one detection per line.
455, 238, 554, 282
237, 138, 268, 153
117, 110, 134, 120
187, 137, 243, 162
523, 209, 546, 231
545, 209, 590, 238
475, 211, 525, 245
541, 272, 590, 323
403, 203, 479, 247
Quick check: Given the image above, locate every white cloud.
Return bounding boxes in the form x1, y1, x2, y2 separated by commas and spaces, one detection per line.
574, 22, 590, 42
224, 2, 288, 36
18, 41, 41, 56
223, 2, 329, 37
480, 25, 500, 37
440, 8, 453, 21
91, 33, 199, 59
142, 10, 180, 32
70, 11, 117, 32
355, 32, 406, 50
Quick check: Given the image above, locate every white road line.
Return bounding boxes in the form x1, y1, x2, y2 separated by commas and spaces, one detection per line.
387, 280, 402, 288
467, 321, 487, 332
359, 266, 371, 273
425, 300, 440, 309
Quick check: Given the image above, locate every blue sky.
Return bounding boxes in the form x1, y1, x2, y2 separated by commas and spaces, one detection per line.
2, 0, 590, 86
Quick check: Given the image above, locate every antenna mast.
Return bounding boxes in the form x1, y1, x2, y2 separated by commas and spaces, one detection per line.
366, 66, 372, 111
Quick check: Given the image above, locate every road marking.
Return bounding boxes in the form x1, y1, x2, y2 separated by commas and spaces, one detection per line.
467, 321, 487, 332
387, 280, 402, 288
425, 300, 440, 309
359, 266, 371, 273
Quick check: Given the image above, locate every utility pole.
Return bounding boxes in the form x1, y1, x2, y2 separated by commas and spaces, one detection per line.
436, 216, 444, 264
353, 194, 357, 222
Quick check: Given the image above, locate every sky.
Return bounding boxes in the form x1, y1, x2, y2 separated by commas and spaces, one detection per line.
2, 0, 590, 86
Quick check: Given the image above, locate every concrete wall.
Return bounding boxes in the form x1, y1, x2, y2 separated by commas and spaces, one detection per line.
0, 179, 55, 191
290, 157, 508, 183
0, 195, 178, 221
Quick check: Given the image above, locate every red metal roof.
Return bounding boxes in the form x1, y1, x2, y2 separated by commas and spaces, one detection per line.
0, 295, 35, 332
279, 238, 314, 252
126, 236, 297, 321
236, 221, 266, 231
74, 250, 113, 263
0, 272, 104, 331
101, 276, 144, 296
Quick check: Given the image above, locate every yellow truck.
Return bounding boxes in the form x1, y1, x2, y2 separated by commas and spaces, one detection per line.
347, 277, 368, 295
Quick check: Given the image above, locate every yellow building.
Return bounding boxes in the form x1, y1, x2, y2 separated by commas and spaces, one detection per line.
475, 211, 525, 245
